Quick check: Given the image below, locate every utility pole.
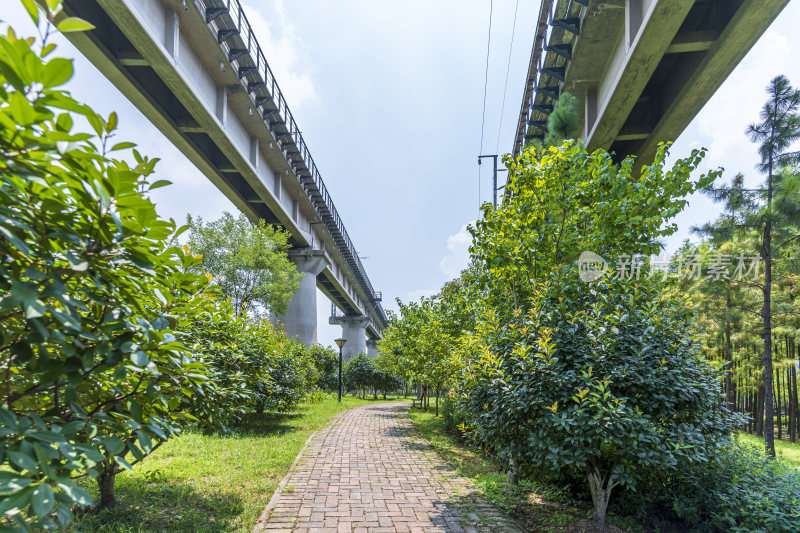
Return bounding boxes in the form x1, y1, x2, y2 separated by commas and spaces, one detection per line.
478, 154, 498, 208
478, 155, 508, 208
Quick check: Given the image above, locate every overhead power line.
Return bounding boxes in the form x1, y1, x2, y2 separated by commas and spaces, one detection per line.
478, 0, 494, 208
495, 0, 521, 154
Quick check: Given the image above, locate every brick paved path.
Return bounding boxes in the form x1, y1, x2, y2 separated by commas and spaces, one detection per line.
254, 402, 522, 533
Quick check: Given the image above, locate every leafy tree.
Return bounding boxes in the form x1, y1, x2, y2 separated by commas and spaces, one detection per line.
305, 344, 339, 391
187, 212, 302, 316
460, 141, 724, 531
379, 297, 455, 415
0, 6, 218, 526
343, 353, 375, 399
372, 369, 402, 400
744, 75, 800, 458
470, 141, 717, 316
457, 270, 740, 532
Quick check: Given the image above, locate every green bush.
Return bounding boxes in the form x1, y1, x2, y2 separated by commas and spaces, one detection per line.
454, 268, 740, 530
441, 396, 467, 434
0, 4, 322, 527
305, 344, 338, 392
0, 6, 219, 526
344, 353, 375, 398
670, 442, 800, 532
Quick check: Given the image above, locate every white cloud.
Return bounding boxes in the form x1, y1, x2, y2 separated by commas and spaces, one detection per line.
241, 0, 317, 111
439, 223, 473, 280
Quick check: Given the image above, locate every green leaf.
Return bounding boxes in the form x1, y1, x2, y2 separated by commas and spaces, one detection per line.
20, 0, 39, 25
102, 436, 125, 455
110, 141, 136, 151
56, 17, 95, 33
130, 351, 149, 367
64, 251, 88, 272
8, 92, 35, 126
0, 406, 18, 430
31, 484, 54, 517
55, 503, 73, 527
57, 482, 91, 506
0, 472, 33, 494
136, 430, 152, 453
113, 456, 132, 471
8, 451, 38, 474
41, 58, 73, 88
149, 179, 172, 189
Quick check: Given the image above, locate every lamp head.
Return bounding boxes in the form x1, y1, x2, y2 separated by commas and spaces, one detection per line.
335, 338, 347, 348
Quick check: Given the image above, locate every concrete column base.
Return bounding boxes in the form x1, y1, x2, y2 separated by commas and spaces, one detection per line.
329, 315, 370, 361
275, 249, 328, 347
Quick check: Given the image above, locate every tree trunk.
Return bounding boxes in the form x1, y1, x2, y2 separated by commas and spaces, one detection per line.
724, 302, 735, 412
508, 449, 520, 486
435, 387, 439, 417
97, 465, 117, 509
762, 153, 776, 458
775, 356, 783, 440
788, 367, 793, 440
756, 384, 765, 437
791, 363, 798, 442
586, 464, 617, 532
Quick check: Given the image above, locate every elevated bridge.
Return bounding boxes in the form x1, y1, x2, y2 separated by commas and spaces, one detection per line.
514, 0, 790, 164
61, 0, 385, 357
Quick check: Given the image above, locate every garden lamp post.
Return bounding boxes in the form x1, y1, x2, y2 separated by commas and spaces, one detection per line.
335, 338, 347, 402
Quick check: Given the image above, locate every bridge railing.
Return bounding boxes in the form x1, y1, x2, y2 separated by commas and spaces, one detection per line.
196, 0, 387, 329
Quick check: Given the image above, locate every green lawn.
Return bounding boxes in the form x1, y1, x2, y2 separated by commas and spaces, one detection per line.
73, 394, 404, 532
407, 408, 592, 532
736, 432, 800, 467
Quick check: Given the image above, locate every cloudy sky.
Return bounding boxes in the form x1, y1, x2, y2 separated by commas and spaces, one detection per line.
3, 1, 800, 348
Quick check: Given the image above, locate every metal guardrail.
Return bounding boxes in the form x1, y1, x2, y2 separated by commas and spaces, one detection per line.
196, 0, 387, 329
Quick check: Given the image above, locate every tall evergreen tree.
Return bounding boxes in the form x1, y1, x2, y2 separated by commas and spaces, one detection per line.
545, 92, 580, 147
746, 75, 800, 457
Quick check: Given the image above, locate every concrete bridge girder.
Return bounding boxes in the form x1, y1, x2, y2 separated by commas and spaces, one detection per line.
516, 0, 791, 166
59, 0, 386, 341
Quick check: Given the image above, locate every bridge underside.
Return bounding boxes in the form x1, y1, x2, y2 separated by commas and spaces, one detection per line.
61, 0, 385, 343
516, 0, 790, 166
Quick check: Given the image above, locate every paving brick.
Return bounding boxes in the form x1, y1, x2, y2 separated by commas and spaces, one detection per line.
253, 403, 521, 532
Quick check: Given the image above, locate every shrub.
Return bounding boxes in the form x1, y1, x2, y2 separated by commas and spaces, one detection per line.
669, 441, 800, 531
455, 269, 741, 531
344, 353, 375, 398
441, 396, 468, 434
305, 344, 338, 392
0, 7, 217, 526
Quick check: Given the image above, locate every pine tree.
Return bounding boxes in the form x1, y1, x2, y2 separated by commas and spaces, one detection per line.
545, 92, 580, 147
746, 75, 800, 458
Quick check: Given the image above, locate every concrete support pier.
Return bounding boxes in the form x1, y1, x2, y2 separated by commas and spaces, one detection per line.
278, 249, 328, 347
329, 315, 370, 360
366, 339, 379, 359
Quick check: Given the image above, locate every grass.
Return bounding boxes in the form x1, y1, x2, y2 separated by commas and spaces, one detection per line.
72, 394, 404, 532
736, 432, 800, 467
407, 407, 592, 533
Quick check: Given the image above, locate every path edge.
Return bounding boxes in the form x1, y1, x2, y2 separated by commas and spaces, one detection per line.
251, 429, 318, 532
